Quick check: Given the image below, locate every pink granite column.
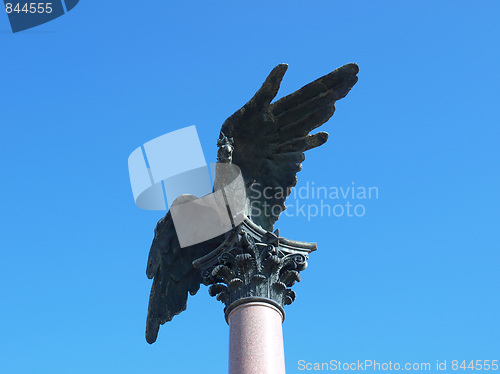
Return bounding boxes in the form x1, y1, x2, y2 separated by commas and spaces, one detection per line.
228, 301, 286, 374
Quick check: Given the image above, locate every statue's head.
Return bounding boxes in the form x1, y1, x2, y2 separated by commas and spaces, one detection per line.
217, 132, 234, 163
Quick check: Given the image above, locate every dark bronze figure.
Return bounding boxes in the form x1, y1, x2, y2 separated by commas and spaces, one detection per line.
145, 63, 358, 343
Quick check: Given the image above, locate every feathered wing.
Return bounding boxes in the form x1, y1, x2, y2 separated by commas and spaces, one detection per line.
145, 210, 222, 344
221, 63, 359, 231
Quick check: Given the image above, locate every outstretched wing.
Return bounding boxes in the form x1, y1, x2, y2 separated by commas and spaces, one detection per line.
221, 63, 359, 231
145, 209, 222, 343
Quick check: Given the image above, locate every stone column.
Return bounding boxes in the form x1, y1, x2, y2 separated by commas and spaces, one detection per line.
228, 300, 285, 374
193, 218, 316, 374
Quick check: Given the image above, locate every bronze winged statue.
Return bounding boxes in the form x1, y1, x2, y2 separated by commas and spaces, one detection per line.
145, 63, 359, 343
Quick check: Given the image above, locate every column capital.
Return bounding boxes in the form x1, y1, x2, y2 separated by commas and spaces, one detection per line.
193, 217, 317, 321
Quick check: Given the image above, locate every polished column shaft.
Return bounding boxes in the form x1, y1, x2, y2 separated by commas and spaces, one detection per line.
228, 302, 286, 374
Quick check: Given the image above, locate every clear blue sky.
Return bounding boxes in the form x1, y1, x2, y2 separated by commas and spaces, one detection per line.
1, 1, 499, 373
